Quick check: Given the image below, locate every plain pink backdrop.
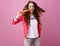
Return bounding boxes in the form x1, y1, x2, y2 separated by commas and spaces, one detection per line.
0, 0, 60, 46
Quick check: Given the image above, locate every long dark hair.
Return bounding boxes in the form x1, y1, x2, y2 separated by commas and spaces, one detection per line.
23, 1, 45, 26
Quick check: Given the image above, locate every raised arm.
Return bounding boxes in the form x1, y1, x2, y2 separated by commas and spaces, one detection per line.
12, 10, 24, 25
12, 9, 30, 25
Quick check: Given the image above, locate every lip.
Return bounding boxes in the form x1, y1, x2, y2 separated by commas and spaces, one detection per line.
30, 9, 34, 11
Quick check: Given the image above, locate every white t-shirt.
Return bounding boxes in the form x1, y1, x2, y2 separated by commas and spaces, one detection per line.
26, 15, 39, 38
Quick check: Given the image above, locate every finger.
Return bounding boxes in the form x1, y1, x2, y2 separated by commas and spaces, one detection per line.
24, 10, 30, 12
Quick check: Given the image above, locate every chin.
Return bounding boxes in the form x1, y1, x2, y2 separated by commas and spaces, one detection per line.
30, 11, 33, 13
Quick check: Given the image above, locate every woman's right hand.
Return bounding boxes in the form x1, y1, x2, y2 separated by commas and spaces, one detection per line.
15, 9, 30, 19
19, 9, 30, 15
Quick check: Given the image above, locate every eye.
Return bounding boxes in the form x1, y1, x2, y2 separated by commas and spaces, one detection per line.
30, 6, 31, 7
32, 6, 34, 7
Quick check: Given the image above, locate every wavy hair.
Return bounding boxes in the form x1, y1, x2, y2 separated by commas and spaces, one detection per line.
23, 1, 45, 26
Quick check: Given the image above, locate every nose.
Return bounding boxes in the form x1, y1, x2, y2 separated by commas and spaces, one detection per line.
30, 7, 34, 11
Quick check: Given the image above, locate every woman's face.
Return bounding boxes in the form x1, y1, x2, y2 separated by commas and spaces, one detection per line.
28, 3, 35, 14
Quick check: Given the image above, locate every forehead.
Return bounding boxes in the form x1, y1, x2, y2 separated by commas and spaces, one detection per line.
29, 3, 34, 6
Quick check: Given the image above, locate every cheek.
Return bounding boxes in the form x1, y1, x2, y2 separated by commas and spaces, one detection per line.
29, 7, 34, 11
32, 6, 34, 10
32, 7, 34, 12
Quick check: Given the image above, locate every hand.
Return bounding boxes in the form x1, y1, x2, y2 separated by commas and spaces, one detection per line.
20, 9, 30, 14
23, 9, 30, 13
16, 9, 30, 18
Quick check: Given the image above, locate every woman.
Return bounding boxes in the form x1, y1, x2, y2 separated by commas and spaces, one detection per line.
12, 1, 45, 46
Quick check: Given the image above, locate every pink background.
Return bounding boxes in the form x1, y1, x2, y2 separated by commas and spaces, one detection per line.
0, 0, 60, 46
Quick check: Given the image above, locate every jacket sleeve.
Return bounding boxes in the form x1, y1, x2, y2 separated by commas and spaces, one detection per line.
12, 15, 23, 25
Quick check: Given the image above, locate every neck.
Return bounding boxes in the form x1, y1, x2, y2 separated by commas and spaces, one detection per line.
30, 13, 33, 16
